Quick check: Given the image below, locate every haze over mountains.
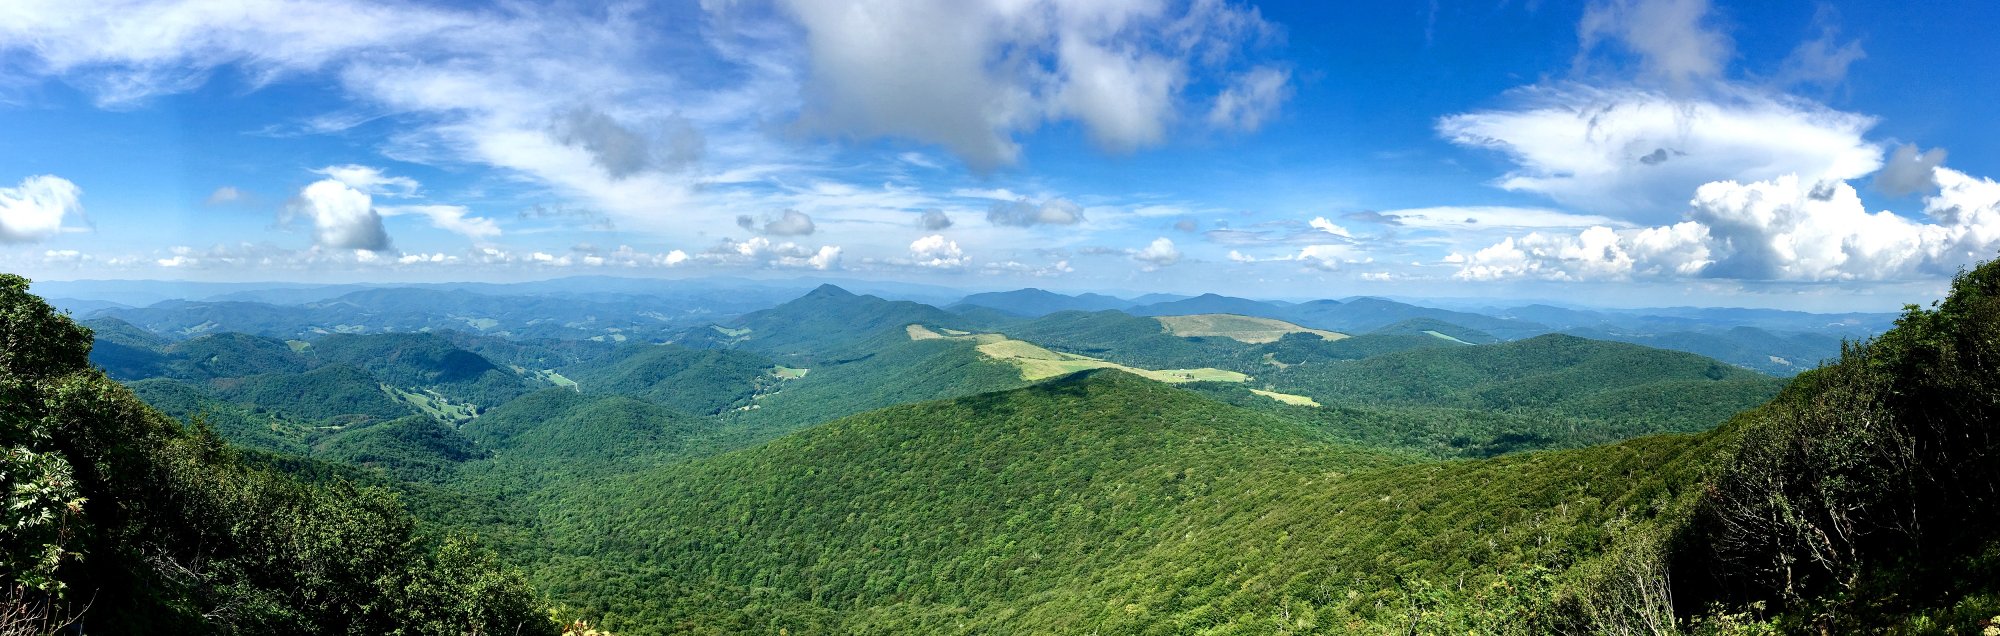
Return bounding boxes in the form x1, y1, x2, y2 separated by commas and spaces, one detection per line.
45, 277, 1891, 377
8, 261, 2000, 633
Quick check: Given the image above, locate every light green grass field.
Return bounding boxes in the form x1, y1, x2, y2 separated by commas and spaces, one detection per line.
1156, 313, 1348, 344
382, 385, 480, 422
911, 323, 1250, 384
1251, 388, 1321, 407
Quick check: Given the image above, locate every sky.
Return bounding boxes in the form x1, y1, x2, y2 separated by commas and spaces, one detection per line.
2, 0, 1998, 310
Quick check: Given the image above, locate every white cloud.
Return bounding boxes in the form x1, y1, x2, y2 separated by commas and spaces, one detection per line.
397, 252, 454, 265
1208, 66, 1290, 132
378, 204, 501, 243
1055, 37, 1182, 153
0, 175, 84, 244
1308, 217, 1352, 238
987, 198, 1085, 227
1455, 167, 2000, 282
898, 152, 942, 169
204, 186, 242, 205
981, 258, 1073, 277
41, 249, 87, 265
664, 249, 690, 266
704, 236, 842, 270
1438, 85, 1882, 222
1295, 244, 1355, 271
736, 209, 816, 236
1132, 237, 1181, 269
311, 164, 419, 196
769, 0, 1284, 169
798, 245, 841, 270
1228, 242, 1362, 269
295, 178, 390, 251
909, 234, 968, 269
1374, 206, 1624, 229
1452, 223, 1711, 281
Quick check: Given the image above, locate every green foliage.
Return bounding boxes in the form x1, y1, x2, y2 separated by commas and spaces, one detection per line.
314, 415, 484, 483
72, 270, 2000, 634
568, 344, 776, 414
520, 371, 1730, 634
310, 332, 529, 408
165, 332, 313, 379
1264, 333, 1783, 432
1365, 317, 1500, 344
1669, 260, 2000, 632
0, 273, 554, 635
214, 364, 417, 425
722, 285, 966, 361
464, 389, 702, 472
123, 378, 312, 455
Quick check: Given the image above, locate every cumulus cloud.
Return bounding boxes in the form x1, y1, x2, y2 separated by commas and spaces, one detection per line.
0, 1, 737, 237
736, 209, 817, 236
1452, 223, 1711, 281
986, 198, 1085, 227
1438, 85, 1882, 222
705, 236, 842, 270
909, 234, 968, 268
1295, 244, 1355, 271
1454, 168, 2000, 282
295, 178, 390, 251
1223, 243, 1359, 271
0, 175, 84, 244
1132, 237, 1181, 269
917, 209, 953, 230
290, 165, 496, 250
1875, 144, 1947, 196
770, 0, 1285, 169
1173, 218, 1198, 233
1208, 66, 1290, 132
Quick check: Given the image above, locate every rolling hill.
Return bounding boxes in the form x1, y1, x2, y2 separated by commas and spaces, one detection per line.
716, 284, 968, 359
1262, 333, 1782, 423
1127, 292, 1283, 317
951, 288, 1134, 316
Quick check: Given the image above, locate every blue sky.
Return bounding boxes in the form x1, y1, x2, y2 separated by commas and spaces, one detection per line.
2, 0, 1998, 310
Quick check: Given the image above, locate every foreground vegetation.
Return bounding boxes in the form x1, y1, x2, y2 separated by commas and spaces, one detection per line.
0, 275, 553, 634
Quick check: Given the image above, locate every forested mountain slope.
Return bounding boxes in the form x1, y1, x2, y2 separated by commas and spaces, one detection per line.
525, 370, 1723, 634
513, 260, 2000, 634
46, 265, 1989, 634
0, 274, 553, 634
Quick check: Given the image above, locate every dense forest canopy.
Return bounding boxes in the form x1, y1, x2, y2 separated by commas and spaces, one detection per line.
4, 260, 1996, 634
